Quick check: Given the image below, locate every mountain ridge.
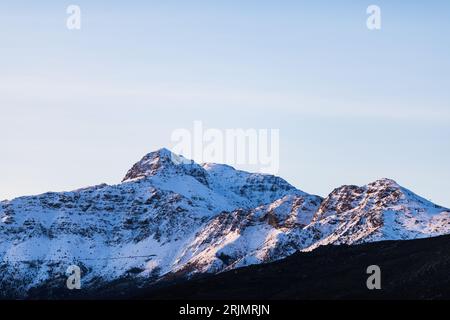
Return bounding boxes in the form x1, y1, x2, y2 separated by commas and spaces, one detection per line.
0, 148, 449, 298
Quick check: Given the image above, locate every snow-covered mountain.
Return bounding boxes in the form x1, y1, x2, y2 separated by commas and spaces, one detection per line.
1, 148, 449, 298
301, 179, 450, 250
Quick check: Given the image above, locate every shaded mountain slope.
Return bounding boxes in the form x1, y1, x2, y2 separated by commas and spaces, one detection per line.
137, 235, 450, 300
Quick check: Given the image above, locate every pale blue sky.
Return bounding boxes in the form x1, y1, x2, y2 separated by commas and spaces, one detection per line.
1, 1, 449, 207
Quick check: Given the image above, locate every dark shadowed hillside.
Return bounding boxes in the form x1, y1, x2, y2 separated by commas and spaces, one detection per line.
135, 235, 450, 300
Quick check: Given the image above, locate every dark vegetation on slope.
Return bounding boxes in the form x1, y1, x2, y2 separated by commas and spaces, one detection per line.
134, 235, 450, 300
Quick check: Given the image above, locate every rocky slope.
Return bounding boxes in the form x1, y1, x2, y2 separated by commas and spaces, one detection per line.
0, 148, 449, 298
303, 179, 450, 251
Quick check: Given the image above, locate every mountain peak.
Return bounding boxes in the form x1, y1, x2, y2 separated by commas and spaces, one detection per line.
152, 147, 172, 156
122, 148, 192, 182
368, 178, 400, 188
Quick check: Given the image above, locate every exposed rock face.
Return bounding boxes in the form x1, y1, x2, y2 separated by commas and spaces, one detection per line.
0, 149, 449, 298
304, 178, 450, 251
